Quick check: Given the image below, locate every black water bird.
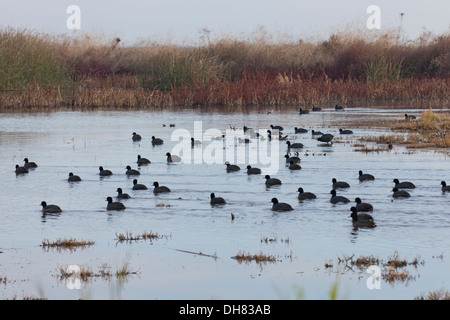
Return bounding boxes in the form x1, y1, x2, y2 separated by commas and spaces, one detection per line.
350, 207, 375, 228
151, 136, 164, 145
284, 154, 300, 163
225, 162, 240, 172
132, 179, 147, 190
137, 155, 151, 165
286, 141, 304, 149
15, 165, 28, 174
289, 161, 301, 170
166, 152, 182, 163
116, 188, 131, 199
246, 165, 261, 175
132, 132, 142, 141
41, 201, 62, 214
125, 166, 140, 175
393, 179, 415, 189
441, 181, 450, 192
23, 158, 38, 168
294, 127, 308, 133
99, 166, 113, 176
297, 188, 316, 201
271, 198, 293, 212
318, 133, 334, 144
332, 178, 350, 189
210, 193, 226, 205
68, 172, 81, 182
359, 170, 375, 181
330, 189, 350, 204
153, 181, 171, 194
392, 187, 411, 198
299, 108, 309, 115
106, 197, 126, 211
339, 129, 353, 134
355, 197, 373, 212
265, 175, 282, 186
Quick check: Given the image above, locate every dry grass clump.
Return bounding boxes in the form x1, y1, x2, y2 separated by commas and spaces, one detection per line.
232, 250, 277, 264
334, 251, 424, 286
416, 288, 450, 300
115, 231, 163, 243
41, 238, 95, 251
57, 262, 138, 284
1, 27, 449, 110
260, 236, 290, 244
382, 267, 415, 285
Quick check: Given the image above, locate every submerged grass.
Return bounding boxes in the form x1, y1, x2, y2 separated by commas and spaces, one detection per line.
41, 238, 95, 251
232, 250, 277, 264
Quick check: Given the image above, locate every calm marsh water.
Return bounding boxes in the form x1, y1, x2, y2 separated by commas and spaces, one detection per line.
0, 106, 449, 300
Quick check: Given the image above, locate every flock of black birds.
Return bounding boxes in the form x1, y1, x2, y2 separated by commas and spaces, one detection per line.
13, 106, 450, 228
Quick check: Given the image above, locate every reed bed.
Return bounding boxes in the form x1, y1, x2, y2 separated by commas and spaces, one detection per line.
0, 27, 449, 111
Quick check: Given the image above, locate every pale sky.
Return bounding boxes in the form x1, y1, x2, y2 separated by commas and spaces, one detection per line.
1, 0, 449, 45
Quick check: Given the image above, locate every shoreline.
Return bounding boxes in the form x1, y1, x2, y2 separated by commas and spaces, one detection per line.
1, 78, 448, 113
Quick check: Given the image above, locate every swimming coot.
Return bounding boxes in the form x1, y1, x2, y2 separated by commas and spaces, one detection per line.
106, 197, 126, 211
350, 207, 375, 228
312, 106, 322, 112
151, 136, 164, 145
153, 182, 171, 194
270, 124, 284, 131
116, 188, 131, 199
191, 137, 202, 147
41, 201, 62, 214
68, 172, 81, 182
359, 170, 375, 181
318, 133, 334, 144
137, 155, 151, 165
335, 105, 344, 110
125, 166, 140, 176
265, 175, 282, 186
286, 141, 304, 149
297, 188, 317, 201
210, 193, 226, 205
132, 179, 147, 190
166, 152, 182, 163
271, 198, 293, 212
355, 197, 373, 212
330, 189, 350, 204
294, 127, 308, 134
392, 187, 411, 198
299, 108, 309, 115
225, 162, 240, 172
15, 165, 28, 174
132, 132, 142, 141
393, 179, 415, 189
332, 178, 350, 189
311, 130, 323, 136
23, 158, 38, 168
285, 154, 301, 164
339, 129, 353, 134
289, 161, 301, 170
99, 166, 113, 176
246, 165, 261, 175
441, 181, 450, 192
